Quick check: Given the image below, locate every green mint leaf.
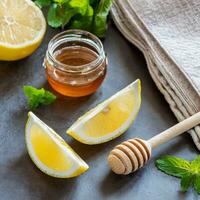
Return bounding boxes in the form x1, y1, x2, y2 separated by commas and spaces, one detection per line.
34, 0, 112, 35
191, 155, 200, 172
70, 5, 94, 31
92, 0, 114, 37
156, 155, 200, 195
23, 86, 45, 109
23, 86, 56, 110
42, 90, 57, 105
155, 155, 191, 178
47, 3, 64, 28
47, 0, 89, 28
191, 156, 200, 194
61, 7, 77, 28
68, 0, 89, 16
48, 2, 75, 28
62, 0, 89, 28
194, 175, 200, 194
180, 174, 194, 192
34, 0, 51, 8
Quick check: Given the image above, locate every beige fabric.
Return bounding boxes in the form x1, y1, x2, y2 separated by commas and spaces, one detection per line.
111, 0, 200, 149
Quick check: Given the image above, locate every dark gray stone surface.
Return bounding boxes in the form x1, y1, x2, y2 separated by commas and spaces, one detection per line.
0, 23, 199, 200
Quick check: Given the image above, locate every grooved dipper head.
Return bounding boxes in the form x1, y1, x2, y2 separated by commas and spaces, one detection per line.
107, 138, 152, 175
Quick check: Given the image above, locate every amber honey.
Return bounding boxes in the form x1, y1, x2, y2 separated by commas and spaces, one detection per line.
44, 30, 107, 97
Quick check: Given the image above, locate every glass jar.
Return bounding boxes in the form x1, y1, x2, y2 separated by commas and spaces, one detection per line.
44, 30, 107, 97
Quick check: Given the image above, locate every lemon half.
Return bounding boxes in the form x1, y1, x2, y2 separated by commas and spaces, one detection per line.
67, 79, 141, 145
0, 0, 46, 61
25, 112, 89, 178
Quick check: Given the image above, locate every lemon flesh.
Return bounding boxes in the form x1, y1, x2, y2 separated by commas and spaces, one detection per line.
0, 0, 46, 60
67, 79, 141, 144
26, 112, 89, 178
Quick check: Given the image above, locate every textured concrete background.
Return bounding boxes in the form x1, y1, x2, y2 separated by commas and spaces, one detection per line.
0, 23, 199, 200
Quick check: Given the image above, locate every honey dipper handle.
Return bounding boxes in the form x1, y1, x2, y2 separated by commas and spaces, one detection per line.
148, 112, 200, 149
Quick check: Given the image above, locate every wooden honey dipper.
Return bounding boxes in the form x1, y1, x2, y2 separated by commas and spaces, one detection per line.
108, 112, 200, 175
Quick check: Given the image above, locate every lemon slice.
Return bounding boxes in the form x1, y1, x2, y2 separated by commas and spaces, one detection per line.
25, 112, 89, 178
67, 79, 141, 145
0, 0, 46, 61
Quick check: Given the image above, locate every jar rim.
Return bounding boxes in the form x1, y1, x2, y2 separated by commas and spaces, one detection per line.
46, 29, 106, 74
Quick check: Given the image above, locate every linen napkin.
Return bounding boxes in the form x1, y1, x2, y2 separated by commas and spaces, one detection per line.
111, 0, 200, 149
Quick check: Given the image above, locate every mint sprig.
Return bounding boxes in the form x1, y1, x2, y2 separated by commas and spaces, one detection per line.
33, 0, 114, 38
23, 86, 56, 110
93, 0, 114, 38
156, 155, 200, 194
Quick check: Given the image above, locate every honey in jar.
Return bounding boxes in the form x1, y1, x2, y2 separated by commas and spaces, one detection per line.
44, 30, 107, 97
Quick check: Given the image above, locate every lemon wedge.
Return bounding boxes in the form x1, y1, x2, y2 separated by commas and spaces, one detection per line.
25, 112, 89, 178
0, 0, 46, 61
67, 79, 141, 145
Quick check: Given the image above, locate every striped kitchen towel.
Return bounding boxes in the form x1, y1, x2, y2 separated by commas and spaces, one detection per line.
111, 0, 200, 149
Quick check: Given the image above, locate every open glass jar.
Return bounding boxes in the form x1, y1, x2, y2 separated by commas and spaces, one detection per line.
44, 30, 107, 97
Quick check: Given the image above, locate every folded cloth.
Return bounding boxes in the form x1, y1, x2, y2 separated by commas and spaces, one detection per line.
111, 0, 200, 149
